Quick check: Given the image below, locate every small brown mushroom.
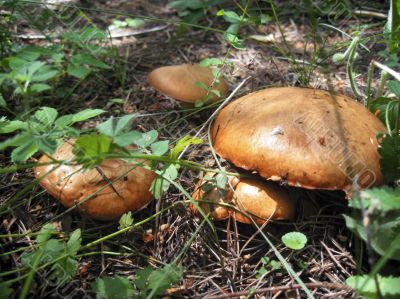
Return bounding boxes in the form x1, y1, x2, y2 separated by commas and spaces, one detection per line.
191, 173, 295, 225
35, 141, 156, 221
211, 87, 386, 194
147, 63, 228, 105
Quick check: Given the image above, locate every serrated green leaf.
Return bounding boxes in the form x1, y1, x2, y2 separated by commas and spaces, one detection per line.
0, 133, 31, 151
11, 140, 38, 162
281, 232, 307, 250
34, 107, 58, 127
0, 120, 27, 133
67, 229, 81, 256
91, 276, 134, 299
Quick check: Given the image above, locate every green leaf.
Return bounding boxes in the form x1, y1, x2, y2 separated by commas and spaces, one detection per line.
72, 54, 111, 69
67, 64, 91, 79
114, 131, 142, 147
347, 275, 400, 298
30, 83, 52, 93
67, 229, 81, 256
125, 18, 145, 28
11, 140, 38, 163
91, 276, 134, 299
147, 264, 183, 296
217, 9, 241, 23
74, 133, 112, 167
97, 115, 136, 138
169, 135, 203, 160
281, 232, 308, 250
36, 224, 56, 245
199, 58, 224, 67
215, 172, 228, 189
0, 133, 31, 150
71, 109, 105, 123
151, 164, 179, 200
135, 267, 152, 291
119, 212, 134, 229
349, 187, 400, 212
31, 65, 58, 82
135, 130, 158, 148
224, 32, 245, 50
34, 107, 58, 127
378, 134, 400, 182
195, 81, 210, 91
151, 140, 169, 156
0, 120, 27, 133
344, 187, 400, 261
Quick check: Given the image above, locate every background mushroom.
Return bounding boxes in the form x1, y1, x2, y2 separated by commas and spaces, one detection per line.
192, 172, 295, 225
147, 63, 228, 106
35, 141, 156, 221
211, 87, 386, 194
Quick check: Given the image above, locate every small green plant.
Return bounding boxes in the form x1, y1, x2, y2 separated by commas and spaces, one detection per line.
281, 232, 308, 250
0, 106, 105, 162
91, 264, 183, 299
14, 224, 82, 298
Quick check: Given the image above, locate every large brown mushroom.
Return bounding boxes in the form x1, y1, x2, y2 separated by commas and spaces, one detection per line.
147, 63, 228, 105
191, 173, 295, 225
35, 141, 156, 221
191, 87, 386, 225
211, 87, 386, 194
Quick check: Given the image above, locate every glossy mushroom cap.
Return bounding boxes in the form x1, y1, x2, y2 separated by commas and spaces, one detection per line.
35, 142, 156, 221
147, 64, 229, 104
191, 173, 295, 225
211, 87, 386, 194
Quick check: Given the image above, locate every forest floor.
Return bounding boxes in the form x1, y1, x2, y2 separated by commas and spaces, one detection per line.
0, 0, 394, 298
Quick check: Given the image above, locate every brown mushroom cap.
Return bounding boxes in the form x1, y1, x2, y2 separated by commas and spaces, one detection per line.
191, 173, 295, 225
147, 64, 229, 104
211, 87, 386, 193
35, 141, 156, 221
